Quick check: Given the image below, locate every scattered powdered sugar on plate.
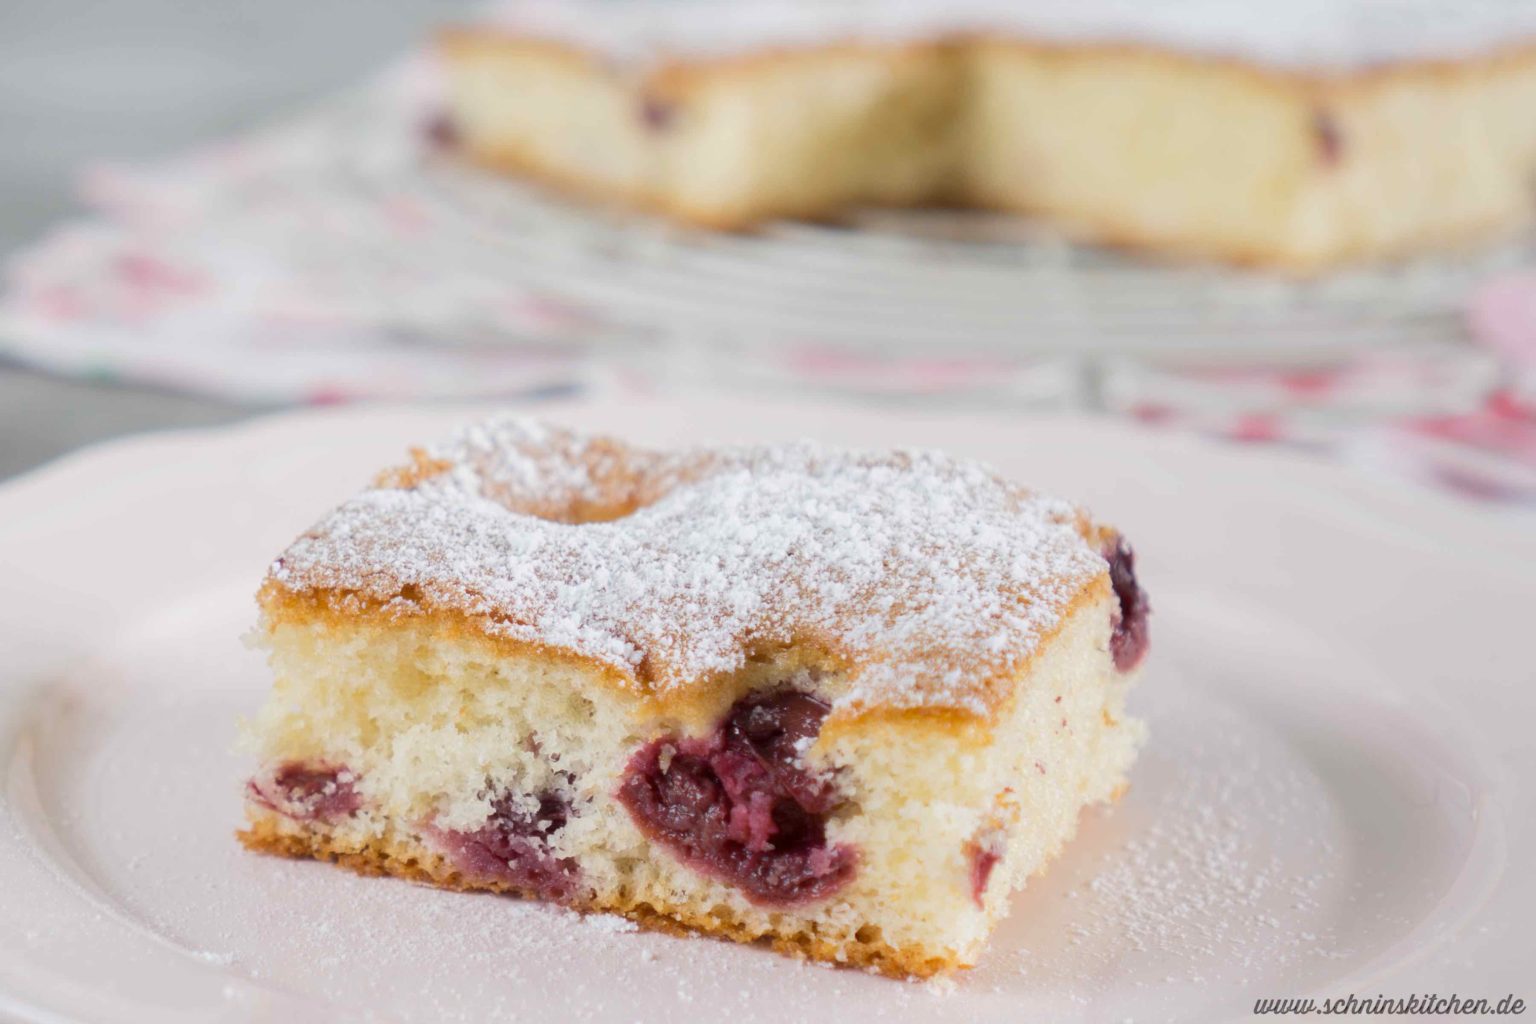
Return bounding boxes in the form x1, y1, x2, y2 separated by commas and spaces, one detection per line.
266, 416, 1110, 716
572, 911, 640, 934
987, 683, 1355, 999
1072, 768, 1337, 974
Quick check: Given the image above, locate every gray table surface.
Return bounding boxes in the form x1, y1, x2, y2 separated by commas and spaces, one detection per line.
0, 0, 476, 482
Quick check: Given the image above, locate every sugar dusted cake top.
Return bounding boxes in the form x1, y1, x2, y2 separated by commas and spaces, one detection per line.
262, 418, 1112, 716
483, 0, 1536, 72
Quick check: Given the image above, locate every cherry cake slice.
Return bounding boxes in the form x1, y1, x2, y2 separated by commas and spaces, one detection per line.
240, 417, 1149, 979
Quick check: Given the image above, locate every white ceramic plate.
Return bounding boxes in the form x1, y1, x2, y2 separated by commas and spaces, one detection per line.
2, 395, 1532, 1023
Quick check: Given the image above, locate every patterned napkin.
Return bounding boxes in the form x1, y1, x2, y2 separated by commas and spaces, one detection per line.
0, 58, 602, 402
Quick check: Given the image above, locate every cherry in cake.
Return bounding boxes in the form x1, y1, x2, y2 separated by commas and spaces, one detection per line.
1104, 535, 1150, 672
434, 783, 580, 900
618, 690, 857, 906
239, 417, 1149, 978
247, 762, 360, 823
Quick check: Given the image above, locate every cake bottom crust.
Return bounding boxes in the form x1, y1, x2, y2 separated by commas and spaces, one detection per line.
237, 818, 966, 979
459, 139, 1525, 274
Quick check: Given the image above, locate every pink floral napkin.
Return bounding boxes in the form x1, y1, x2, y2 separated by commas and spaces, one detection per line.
0, 59, 601, 402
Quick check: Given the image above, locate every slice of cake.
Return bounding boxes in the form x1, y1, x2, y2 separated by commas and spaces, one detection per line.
438, 0, 1536, 271
239, 418, 1150, 978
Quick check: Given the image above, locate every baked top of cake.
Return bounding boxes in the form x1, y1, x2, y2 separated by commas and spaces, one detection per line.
482, 0, 1536, 71
260, 417, 1115, 719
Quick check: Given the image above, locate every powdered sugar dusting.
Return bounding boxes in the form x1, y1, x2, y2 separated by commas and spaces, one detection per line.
1064, 761, 1342, 977
570, 910, 641, 934
982, 684, 1360, 1010
483, 0, 1536, 71
266, 417, 1107, 715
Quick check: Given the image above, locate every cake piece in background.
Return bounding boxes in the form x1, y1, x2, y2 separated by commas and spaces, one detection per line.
438, 0, 1536, 272
240, 418, 1149, 977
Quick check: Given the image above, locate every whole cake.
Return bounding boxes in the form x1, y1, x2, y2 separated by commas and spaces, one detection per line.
439, 0, 1536, 271
240, 417, 1150, 978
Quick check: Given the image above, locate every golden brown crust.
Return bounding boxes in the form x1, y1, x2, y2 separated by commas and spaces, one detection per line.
373, 449, 457, 491
455, 137, 1523, 271
965, 33, 1536, 92
238, 817, 963, 979
964, 189, 1523, 274
439, 27, 955, 95
452, 141, 852, 233
257, 573, 1110, 736
442, 23, 1536, 91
